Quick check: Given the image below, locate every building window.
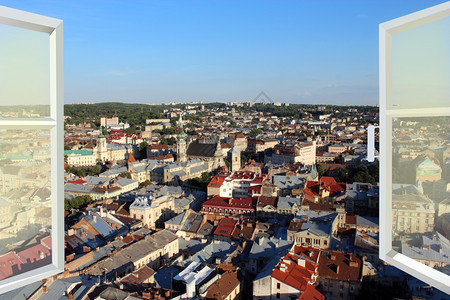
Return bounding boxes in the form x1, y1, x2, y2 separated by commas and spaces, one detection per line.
277, 282, 280, 289
0, 5, 63, 294
378, 1, 450, 294
276, 293, 280, 299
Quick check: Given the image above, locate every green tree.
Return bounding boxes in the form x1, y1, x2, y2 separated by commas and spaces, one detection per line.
76, 168, 86, 177
334, 167, 348, 183
119, 171, 132, 179
224, 159, 231, 170
317, 164, 325, 178
139, 141, 149, 151
0, 159, 12, 166
89, 165, 101, 176
249, 128, 263, 137
368, 161, 379, 183
349, 165, 375, 184
160, 137, 177, 145
64, 195, 93, 211
139, 141, 149, 158
139, 180, 152, 188
64, 145, 71, 150
201, 172, 211, 184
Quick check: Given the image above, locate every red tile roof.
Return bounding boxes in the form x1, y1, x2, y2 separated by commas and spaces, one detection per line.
317, 250, 362, 282
148, 144, 169, 150
298, 284, 325, 300
207, 176, 226, 188
127, 152, 136, 163
205, 271, 240, 300
18, 244, 51, 264
231, 223, 254, 240
68, 178, 87, 185
0, 252, 24, 280
257, 196, 277, 208
304, 176, 346, 198
214, 218, 238, 237
271, 246, 319, 292
345, 215, 357, 225
234, 133, 246, 139
121, 265, 155, 285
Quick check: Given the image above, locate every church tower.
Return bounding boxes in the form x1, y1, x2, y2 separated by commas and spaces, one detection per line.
97, 126, 107, 161
229, 147, 241, 172
176, 113, 187, 162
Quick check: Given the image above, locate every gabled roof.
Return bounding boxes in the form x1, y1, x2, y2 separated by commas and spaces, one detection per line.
186, 140, 217, 157
120, 265, 155, 285
207, 176, 226, 188
317, 250, 362, 282
299, 284, 326, 300
214, 218, 238, 237
127, 152, 136, 163
257, 196, 277, 208
205, 271, 240, 300
271, 246, 319, 292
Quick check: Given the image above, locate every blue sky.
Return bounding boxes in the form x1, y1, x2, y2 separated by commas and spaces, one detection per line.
2, 0, 448, 105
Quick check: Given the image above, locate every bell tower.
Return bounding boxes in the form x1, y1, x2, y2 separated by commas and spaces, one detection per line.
176, 113, 187, 162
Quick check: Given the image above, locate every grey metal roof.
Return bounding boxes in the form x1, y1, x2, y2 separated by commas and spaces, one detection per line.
85, 213, 116, 238
189, 240, 236, 264
300, 222, 331, 237
272, 175, 305, 190
100, 166, 127, 177
174, 197, 192, 209
97, 286, 129, 300
248, 237, 292, 259
64, 183, 93, 194
130, 196, 152, 210
171, 170, 186, 177
165, 211, 186, 226
197, 222, 214, 236
178, 237, 208, 254
1, 280, 43, 300
356, 216, 379, 227
277, 197, 301, 209
87, 230, 177, 276
84, 176, 109, 185
229, 147, 240, 154
36, 276, 96, 300
401, 233, 450, 263
190, 164, 208, 174
116, 177, 137, 187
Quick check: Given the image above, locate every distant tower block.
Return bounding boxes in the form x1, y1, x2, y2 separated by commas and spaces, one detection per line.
230, 147, 241, 172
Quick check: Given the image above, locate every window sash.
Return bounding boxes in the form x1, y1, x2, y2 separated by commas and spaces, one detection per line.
379, 2, 450, 294
0, 5, 63, 294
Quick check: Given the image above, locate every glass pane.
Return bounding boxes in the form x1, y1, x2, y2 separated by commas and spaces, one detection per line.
0, 128, 52, 280
391, 16, 450, 110
392, 116, 449, 275
0, 23, 50, 118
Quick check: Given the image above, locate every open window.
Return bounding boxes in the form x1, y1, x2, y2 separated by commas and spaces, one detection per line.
0, 6, 63, 293
378, 2, 450, 293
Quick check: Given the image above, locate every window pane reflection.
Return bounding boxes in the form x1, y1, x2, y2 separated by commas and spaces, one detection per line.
0, 128, 52, 280
392, 116, 450, 274
0, 23, 50, 118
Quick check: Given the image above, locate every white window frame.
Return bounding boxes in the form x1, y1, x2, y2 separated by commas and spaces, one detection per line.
379, 1, 450, 294
0, 5, 64, 294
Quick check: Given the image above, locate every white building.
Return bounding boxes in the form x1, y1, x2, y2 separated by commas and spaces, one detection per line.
64, 149, 96, 167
